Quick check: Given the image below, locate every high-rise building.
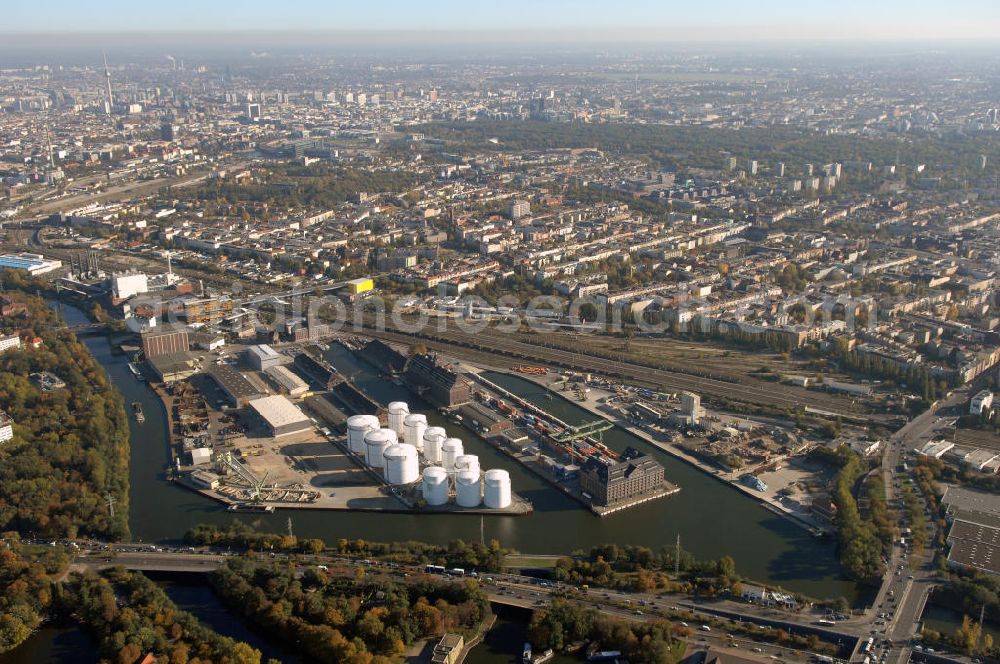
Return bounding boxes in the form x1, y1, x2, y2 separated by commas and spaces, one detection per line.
507, 200, 530, 220
161, 121, 179, 141
246, 103, 261, 120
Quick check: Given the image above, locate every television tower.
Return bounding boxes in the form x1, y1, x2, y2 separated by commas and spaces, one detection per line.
102, 52, 114, 115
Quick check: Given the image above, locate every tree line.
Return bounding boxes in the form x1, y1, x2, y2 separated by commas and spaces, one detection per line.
0, 288, 130, 540
185, 521, 511, 572
211, 557, 490, 664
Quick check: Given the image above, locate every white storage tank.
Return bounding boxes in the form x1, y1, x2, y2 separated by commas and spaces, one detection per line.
441, 438, 464, 471
403, 413, 428, 451
364, 428, 397, 468
346, 414, 379, 454
384, 443, 420, 485
387, 401, 409, 436
455, 470, 482, 507
422, 427, 446, 464
484, 469, 512, 509
422, 466, 449, 506
454, 454, 480, 477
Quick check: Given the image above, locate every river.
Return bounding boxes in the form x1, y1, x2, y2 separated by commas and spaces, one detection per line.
54, 300, 859, 602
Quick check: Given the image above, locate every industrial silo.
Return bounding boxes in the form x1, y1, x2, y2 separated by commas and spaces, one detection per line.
346, 414, 379, 454
422, 427, 446, 463
403, 413, 428, 451
454, 454, 480, 477
383, 443, 419, 485
484, 469, 512, 509
421, 466, 449, 506
364, 428, 396, 468
455, 469, 482, 507
387, 401, 409, 436
441, 438, 464, 471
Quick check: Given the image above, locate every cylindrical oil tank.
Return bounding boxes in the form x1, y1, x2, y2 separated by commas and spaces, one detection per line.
484, 469, 512, 509
384, 443, 420, 485
364, 428, 396, 468
403, 444, 419, 483
422, 466, 449, 506
454, 454, 480, 477
422, 427, 446, 463
455, 470, 482, 507
346, 414, 379, 454
403, 413, 428, 451
387, 401, 409, 436
441, 438, 464, 471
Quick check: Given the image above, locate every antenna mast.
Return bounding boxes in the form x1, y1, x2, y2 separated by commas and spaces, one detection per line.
102, 51, 114, 115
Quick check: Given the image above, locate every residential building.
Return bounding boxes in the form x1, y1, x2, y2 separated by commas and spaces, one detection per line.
0, 410, 13, 443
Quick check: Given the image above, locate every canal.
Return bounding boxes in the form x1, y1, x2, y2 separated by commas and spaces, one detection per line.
54, 300, 860, 602
465, 606, 577, 664
149, 572, 303, 664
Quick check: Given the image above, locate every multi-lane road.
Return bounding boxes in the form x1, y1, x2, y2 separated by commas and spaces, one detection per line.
860, 387, 971, 664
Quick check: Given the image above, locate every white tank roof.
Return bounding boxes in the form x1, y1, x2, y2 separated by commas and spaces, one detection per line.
347, 414, 380, 428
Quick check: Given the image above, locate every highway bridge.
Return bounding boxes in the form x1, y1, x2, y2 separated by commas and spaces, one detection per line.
66, 546, 973, 664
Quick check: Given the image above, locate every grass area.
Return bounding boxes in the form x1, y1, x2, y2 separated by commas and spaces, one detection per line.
667, 640, 689, 662
504, 554, 562, 569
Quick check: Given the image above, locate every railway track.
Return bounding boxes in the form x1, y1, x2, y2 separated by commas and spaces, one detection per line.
358, 321, 870, 419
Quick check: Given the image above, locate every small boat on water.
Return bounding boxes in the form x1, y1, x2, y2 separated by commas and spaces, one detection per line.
533, 650, 554, 664
131, 401, 145, 424
127, 362, 145, 380
227, 503, 275, 513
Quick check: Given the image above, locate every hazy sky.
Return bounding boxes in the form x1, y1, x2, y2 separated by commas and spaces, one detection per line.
5, 0, 1000, 40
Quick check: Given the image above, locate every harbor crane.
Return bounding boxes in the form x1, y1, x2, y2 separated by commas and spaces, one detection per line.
550, 419, 613, 443
217, 451, 269, 503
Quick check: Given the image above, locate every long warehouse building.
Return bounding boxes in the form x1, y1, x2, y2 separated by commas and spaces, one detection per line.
248, 395, 314, 438
265, 364, 310, 397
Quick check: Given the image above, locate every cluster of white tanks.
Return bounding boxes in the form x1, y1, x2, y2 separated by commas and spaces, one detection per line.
345, 403, 511, 509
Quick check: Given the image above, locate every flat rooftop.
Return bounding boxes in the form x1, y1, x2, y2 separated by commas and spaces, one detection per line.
248, 395, 312, 430
943, 485, 1000, 519
248, 344, 280, 359
948, 538, 1000, 575
950, 519, 1000, 548
207, 363, 261, 401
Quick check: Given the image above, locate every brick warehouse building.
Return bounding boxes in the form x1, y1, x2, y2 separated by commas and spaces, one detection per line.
580, 446, 665, 506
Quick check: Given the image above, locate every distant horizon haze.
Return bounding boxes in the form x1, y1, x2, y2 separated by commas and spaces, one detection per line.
4, 0, 1000, 41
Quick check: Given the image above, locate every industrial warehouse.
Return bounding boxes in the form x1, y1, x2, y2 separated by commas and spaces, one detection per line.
248, 395, 313, 438
149, 336, 529, 515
